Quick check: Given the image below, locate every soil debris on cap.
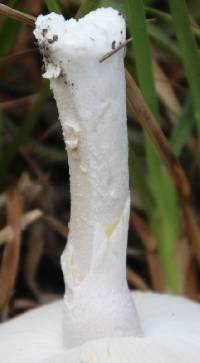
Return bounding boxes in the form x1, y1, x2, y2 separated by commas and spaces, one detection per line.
112, 40, 116, 49
48, 35, 58, 44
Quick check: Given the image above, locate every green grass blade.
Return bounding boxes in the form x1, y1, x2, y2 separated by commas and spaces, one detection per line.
100, 0, 122, 10
0, 0, 18, 28
44, 0, 62, 14
145, 6, 172, 22
0, 19, 20, 56
152, 178, 181, 293
125, 1, 159, 118
76, 0, 101, 19
168, 0, 200, 155
0, 0, 20, 56
125, 0, 181, 293
145, 6, 200, 38
147, 23, 181, 60
170, 98, 194, 157
129, 142, 155, 214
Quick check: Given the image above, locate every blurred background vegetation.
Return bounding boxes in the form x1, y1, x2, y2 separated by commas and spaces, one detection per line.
0, 0, 200, 320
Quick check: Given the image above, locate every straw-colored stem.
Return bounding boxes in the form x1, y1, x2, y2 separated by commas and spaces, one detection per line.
0, 4, 35, 26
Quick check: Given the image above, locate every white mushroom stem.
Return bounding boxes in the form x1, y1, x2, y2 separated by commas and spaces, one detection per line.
34, 8, 142, 348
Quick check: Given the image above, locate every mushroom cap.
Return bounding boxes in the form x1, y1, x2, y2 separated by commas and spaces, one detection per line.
0, 292, 200, 362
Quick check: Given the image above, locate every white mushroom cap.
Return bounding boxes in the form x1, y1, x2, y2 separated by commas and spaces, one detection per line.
0, 292, 200, 362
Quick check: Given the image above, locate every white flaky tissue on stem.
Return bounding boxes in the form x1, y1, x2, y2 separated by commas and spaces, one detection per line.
0, 8, 200, 363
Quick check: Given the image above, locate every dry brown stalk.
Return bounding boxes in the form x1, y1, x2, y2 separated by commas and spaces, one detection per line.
99, 38, 133, 63
0, 185, 22, 313
0, 209, 43, 245
185, 258, 199, 300
0, 49, 37, 65
181, 205, 200, 263
38, 121, 60, 142
0, 95, 37, 120
126, 266, 149, 291
152, 57, 181, 117
0, 4, 35, 26
43, 214, 68, 238
130, 212, 165, 292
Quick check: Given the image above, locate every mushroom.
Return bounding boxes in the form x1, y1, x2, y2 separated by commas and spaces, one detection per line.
0, 7, 200, 363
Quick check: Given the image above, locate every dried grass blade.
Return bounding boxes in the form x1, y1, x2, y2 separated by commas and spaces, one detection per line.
0, 4, 35, 27
0, 185, 22, 312
126, 266, 149, 291
0, 226, 13, 246
43, 214, 68, 238
185, 258, 199, 300
0, 210, 43, 246
131, 211, 165, 292
152, 57, 181, 116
